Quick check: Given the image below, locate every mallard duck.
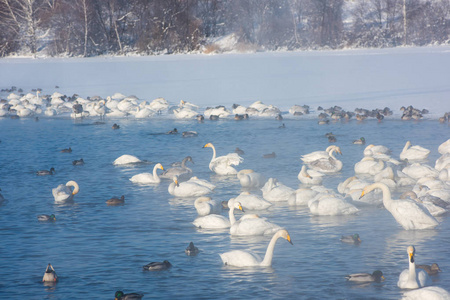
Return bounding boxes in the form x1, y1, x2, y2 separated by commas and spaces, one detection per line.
416, 263, 441, 276
36, 167, 55, 175
60, 147, 72, 153
353, 137, 365, 145
114, 290, 144, 300
340, 233, 361, 244
106, 195, 125, 205
42, 263, 58, 282
112, 123, 120, 129
72, 158, 84, 165
143, 260, 172, 271
346, 270, 384, 282
38, 214, 56, 221
185, 242, 199, 256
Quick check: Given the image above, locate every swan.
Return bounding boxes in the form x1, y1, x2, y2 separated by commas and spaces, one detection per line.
179, 99, 199, 110
400, 191, 447, 217
435, 153, 450, 171
361, 183, 438, 230
169, 176, 214, 197
219, 229, 293, 267
402, 163, 439, 180
401, 286, 450, 300
307, 147, 343, 173
346, 270, 384, 282
114, 290, 144, 300
237, 169, 267, 189
160, 156, 193, 182
230, 213, 282, 236
148, 97, 169, 112
301, 145, 339, 164
203, 143, 243, 175
438, 139, 450, 155
398, 246, 430, 289
52, 180, 79, 203
185, 176, 216, 190
129, 163, 164, 184
400, 141, 431, 161
234, 191, 272, 210
288, 188, 320, 206
308, 194, 359, 216
261, 178, 295, 202
193, 200, 243, 229
204, 106, 231, 118
143, 260, 172, 271
194, 197, 222, 216
36, 167, 55, 176
173, 107, 198, 119
113, 154, 144, 165
42, 263, 58, 282
354, 157, 384, 175
297, 165, 324, 185
364, 144, 391, 157
185, 242, 199, 256
106, 195, 125, 206
340, 233, 361, 244
37, 214, 56, 221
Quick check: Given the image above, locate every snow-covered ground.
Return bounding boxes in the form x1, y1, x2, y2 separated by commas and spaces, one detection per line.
1, 46, 450, 119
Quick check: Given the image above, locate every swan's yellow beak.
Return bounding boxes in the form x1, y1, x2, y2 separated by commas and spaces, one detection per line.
238, 204, 244, 213
175, 179, 179, 187
359, 190, 365, 199
160, 165, 164, 170
409, 252, 414, 263
202, 143, 210, 148
287, 234, 293, 245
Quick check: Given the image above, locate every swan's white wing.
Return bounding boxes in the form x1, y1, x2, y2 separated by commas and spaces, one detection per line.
231, 218, 282, 236
130, 172, 159, 184
193, 214, 230, 228
220, 250, 261, 267
402, 286, 450, 300
391, 200, 438, 230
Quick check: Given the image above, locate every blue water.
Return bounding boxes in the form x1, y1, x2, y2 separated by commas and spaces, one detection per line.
0, 116, 449, 299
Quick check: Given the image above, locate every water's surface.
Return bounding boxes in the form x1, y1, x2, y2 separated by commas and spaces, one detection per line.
0, 116, 449, 299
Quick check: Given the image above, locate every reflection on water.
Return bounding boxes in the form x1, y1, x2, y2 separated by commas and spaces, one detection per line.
0, 117, 449, 298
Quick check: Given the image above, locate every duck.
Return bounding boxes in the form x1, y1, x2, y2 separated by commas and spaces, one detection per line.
194, 197, 222, 216
114, 290, 144, 300
113, 154, 145, 165
346, 270, 384, 282
297, 165, 324, 185
37, 214, 56, 221
261, 178, 295, 202
203, 143, 243, 175
416, 263, 441, 276
52, 180, 79, 203
193, 200, 244, 229
112, 123, 120, 130
361, 182, 439, 230
185, 242, 199, 256
160, 156, 193, 182
143, 260, 172, 271
400, 141, 431, 161
401, 286, 450, 300
233, 191, 272, 210
340, 233, 361, 244
72, 158, 84, 165
263, 152, 276, 158
353, 137, 366, 145
60, 147, 72, 153
237, 169, 267, 189
235, 147, 245, 155
36, 167, 55, 176
106, 195, 125, 205
219, 229, 293, 267
169, 176, 214, 197
182, 131, 198, 138
129, 163, 164, 184
42, 263, 58, 282
398, 246, 430, 289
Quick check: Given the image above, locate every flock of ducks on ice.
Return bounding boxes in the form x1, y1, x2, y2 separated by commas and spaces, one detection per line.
2, 89, 450, 299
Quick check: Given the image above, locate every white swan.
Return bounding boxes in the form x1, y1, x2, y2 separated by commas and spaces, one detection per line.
194, 197, 222, 216
307, 146, 343, 173
237, 169, 266, 189
261, 178, 295, 202
169, 176, 214, 197
361, 183, 438, 230
301, 145, 339, 164
308, 194, 359, 215
402, 286, 450, 300
288, 188, 320, 206
435, 153, 450, 171
402, 163, 439, 180
398, 246, 430, 289
203, 143, 243, 175
129, 163, 164, 184
113, 154, 144, 165
364, 144, 391, 157
160, 156, 194, 182
400, 191, 447, 217
438, 139, 450, 155
193, 200, 243, 229
400, 141, 431, 161
230, 213, 282, 236
186, 176, 216, 190
354, 157, 384, 175
173, 107, 198, 119
219, 229, 293, 267
297, 165, 324, 185
234, 191, 272, 210
52, 180, 79, 203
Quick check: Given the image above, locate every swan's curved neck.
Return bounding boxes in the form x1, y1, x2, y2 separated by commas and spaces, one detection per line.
300, 165, 307, 176
260, 231, 282, 266
329, 149, 337, 160
228, 204, 237, 225
407, 257, 419, 288
402, 141, 411, 153
66, 181, 79, 195
210, 145, 216, 160
181, 157, 188, 168
367, 183, 391, 208
153, 165, 160, 179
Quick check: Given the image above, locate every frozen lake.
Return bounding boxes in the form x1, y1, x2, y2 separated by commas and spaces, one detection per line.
0, 47, 450, 299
